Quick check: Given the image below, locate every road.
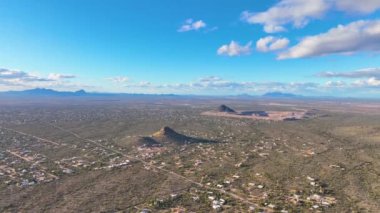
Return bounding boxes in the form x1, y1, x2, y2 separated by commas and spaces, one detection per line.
6, 150, 59, 180
1, 124, 260, 208
0, 126, 60, 146
47, 123, 260, 207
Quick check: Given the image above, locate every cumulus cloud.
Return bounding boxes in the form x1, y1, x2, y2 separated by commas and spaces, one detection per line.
317, 68, 380, 89
107, 76, 130, 83
0, 69, 76, 84
256, 36, 289, 52
111, 74, 380, 96
325, 80, 346, 88
107, 77, 156, 89
124, 81, 152, 88
353, 77, 380, 87
335, 0, 380, 14
278, 20, 380, 59
178, 19, 207, 32
318, 68, 380, 79
366, 77, 380, 86
241, 0, 380, 33
318, 67, 380, 88
0, 68, 52, 83
191, 76, 248, 89
241, 0, 328, 33
0, 68, 79, 90
198, 76, 224, 83
48, 73, 76, 80
121, 75, 324, 95
217, 41, 252, 56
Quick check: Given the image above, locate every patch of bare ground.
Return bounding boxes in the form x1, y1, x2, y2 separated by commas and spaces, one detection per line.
202, 110, 307, 121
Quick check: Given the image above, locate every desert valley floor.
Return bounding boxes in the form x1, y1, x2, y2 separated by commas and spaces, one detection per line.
0, 97, 379, 212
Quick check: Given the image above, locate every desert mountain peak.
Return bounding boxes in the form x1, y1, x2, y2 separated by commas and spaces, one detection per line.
217, 105, 236, 113
149, 126, 216, 145
136, 136, 161, 147
153, 126, 182, 138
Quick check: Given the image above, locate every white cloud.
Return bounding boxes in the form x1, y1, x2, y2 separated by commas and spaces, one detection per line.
241, 0, 380, 33
263, 25, 287, 34
124, 81, 152, 88
318, 67, 380, 79
367, 77, 380, 86
205, 26, 219, 33
107, 76, 129, 83
278, 20, 380, 59
178, 19, 207, 32
48, 73, 76, 80
120, 75, 326, 95
0, 68, 82, 91
0, 68, 51, 82
325, 80, 346, 88
107, 77, 155, 89
198, 76, 223, 83
192, 76, 247, 89
256, 36, 289, 52
241, 0, 328, 33
319, 67, 380, 88
217, 41, 252, 56
353, 77, 380, 87
101, 75, 380, 96
335, 0, 380, 14
315, 66, 380, 92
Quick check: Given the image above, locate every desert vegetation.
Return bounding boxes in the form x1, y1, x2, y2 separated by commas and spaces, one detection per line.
0, 98, 379, 212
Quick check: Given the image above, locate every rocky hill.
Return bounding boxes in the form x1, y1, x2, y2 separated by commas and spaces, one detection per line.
217, 105, 236, 113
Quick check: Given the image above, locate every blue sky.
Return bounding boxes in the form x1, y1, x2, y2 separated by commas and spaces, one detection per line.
0, 0, 380, 97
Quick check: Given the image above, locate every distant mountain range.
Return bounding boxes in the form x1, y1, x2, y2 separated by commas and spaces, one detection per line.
262, 92, 301, 98
0, 88, 302, 98
0, 88, 178, 98
0, 88, 87, 96
0, 88, 373, 100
